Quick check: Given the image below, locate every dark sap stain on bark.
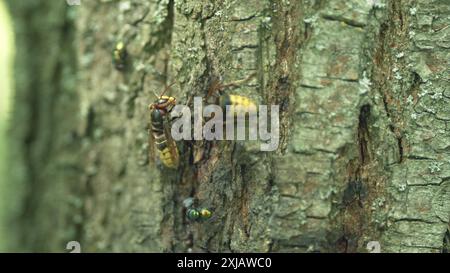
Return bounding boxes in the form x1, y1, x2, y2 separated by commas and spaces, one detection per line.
358, 104, 371, 165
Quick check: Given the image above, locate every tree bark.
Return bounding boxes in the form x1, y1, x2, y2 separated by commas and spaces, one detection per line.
6, 0, 450, 253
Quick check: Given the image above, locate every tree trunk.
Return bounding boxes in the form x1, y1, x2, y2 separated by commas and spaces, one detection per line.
5, 0, 449, 253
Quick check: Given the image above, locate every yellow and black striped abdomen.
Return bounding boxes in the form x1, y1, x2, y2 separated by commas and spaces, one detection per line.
150, 108, 179, 169
220, 94, 257, 114
113, 42, 127, 70
159, 147, 179, 169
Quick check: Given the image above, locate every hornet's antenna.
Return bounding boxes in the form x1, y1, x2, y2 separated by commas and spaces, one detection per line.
159, 81, 177, 98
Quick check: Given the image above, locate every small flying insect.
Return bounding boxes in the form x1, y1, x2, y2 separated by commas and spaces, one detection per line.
113, 41, 128, 71
148, 83, 180, 169
183, 198, 213, 222
186, 208, 213, 222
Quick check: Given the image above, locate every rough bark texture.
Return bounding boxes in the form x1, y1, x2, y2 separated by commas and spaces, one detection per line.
6, 0, 450, 253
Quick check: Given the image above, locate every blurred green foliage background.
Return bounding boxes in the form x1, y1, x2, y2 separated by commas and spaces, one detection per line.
0, 0, 14, 251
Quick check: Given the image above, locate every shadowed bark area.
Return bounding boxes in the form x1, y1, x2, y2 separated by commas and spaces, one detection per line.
6, 0, 449, 252
5, 0, 81, 251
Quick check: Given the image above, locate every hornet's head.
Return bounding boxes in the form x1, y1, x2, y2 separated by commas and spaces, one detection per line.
149, 95, 176, 114
148, 82, 177, 114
